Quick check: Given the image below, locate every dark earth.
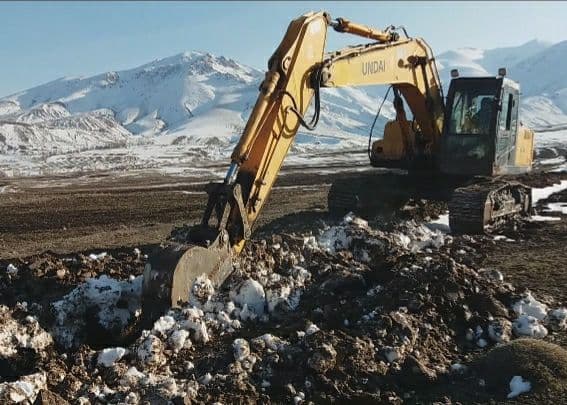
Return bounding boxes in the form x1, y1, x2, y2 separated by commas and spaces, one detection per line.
0, 166, 566, 404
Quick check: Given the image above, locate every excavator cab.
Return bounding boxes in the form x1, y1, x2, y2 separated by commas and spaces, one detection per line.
439, 74, 533, 176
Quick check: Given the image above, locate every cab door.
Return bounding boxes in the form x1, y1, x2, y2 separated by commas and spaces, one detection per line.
494, 85, 519, 173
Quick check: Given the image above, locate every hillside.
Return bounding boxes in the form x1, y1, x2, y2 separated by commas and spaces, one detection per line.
0, 41, 565, 176
0, 52, 393, 157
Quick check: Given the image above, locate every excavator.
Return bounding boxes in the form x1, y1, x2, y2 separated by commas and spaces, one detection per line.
141, 11, 534, 319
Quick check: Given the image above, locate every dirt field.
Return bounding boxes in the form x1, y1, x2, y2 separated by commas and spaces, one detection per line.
0, 167, 566, 404
0, 168, 347, 258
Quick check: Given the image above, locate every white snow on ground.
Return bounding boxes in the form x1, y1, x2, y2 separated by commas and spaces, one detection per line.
533, 180, 567, 215
544, 203, 567, 214
532, 180, 567, 205
232, 338, 250, 361
512, 293, 549, 337
189, 275, 215, 307
317, 213, 367, 254
394, 222, 446, 252
168, 329, 191, 353
487, 319, 512, 343
0, 306, 52, 357
305, 323, 320, 336
320, 214, 447, 254
0, 372, 47, 403
88, 252, 108, 261
510, 292, 567, 338
10, 207, 562, 401
539, 157, 566, 166
507, 376, 532, 399
547, 308, 567, 332
513, 292, 548, 320
51, 275, 142, 348
6, 263, 18, 276
529, 215, 561, 222
98, 347, 128, 367
513, 315, 548, 338
230, 279, 266, 317
426, 213, 450, 233
493, 235, 515, 242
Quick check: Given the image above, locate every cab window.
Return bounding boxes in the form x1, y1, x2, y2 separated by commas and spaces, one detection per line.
449, 90, 495, 135
499, 92, 518, 135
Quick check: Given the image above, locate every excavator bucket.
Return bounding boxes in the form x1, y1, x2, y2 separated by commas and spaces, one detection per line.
139, 180, 250, 324
141, 229, 233, 324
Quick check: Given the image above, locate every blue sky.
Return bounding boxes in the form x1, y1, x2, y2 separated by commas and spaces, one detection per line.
0, 1, 566, 97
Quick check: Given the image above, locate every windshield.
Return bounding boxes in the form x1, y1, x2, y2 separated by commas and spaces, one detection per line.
449, 90, 496, 135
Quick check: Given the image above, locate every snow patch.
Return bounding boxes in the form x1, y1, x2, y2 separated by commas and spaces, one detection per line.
426, 213, 451, 233
168, 329, 191, 353
230, 278, 266, 316
51, 275, 142, 348
88, 252, 108, 261
532, 180, 567, 204
513, 315, 548, 338
0, 372, 46, 403
6, 264, 18, 276
529, 214, 561, 222
513, 292, 548, 320
0, 306, 53, 357
232, 338, 250, 361
98, 347, 127, 367
507, 375, 531, 399
305, 323, 320, 336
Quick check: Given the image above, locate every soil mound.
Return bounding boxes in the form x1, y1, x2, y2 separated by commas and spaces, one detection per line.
475, 338, 567, 398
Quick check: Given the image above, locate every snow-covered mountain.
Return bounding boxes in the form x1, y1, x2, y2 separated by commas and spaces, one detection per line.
0, 102, 130, 154
437, 39, 550, 82
437, 40, 567, 129
0, 40, 566, 176
0, 51, 393, 157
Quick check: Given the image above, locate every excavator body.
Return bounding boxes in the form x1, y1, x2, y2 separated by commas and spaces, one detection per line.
357, 74, 535, 234
140, 11, 536, 321
439, 76, 534, 176
370, 76, 535, 176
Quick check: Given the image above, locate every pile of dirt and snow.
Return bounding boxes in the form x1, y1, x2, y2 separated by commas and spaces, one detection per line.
0, 304, 52, 404
1, 213, 566, 403
0, 304, 52, 358
474, 339, 567, 399
51, 275, 142, 349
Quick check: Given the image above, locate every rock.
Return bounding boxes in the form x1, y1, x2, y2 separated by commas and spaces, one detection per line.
307, 343, 337, 373
33, 390, 69, 405
488, 318, 512, 343
472, 293, 510, 318
547, 308, 567, 332
401, 355, 437, 385
233, 338, 250, 362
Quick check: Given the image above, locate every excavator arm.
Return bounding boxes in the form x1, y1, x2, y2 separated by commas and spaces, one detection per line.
142, 11, 445, 319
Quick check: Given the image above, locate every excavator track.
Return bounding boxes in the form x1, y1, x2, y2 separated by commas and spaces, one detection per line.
327, 181, 361, 216
449, 180, 532, 234
327, 172, 414, 218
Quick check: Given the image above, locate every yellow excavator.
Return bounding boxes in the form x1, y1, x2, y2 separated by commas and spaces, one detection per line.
142, 11, 534, 318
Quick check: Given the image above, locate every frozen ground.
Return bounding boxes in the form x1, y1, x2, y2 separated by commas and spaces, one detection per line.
0, 171, 566, 403
0, 127, 563, 180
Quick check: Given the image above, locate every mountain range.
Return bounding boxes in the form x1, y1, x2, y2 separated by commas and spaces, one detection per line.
0, 39, 565, 171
